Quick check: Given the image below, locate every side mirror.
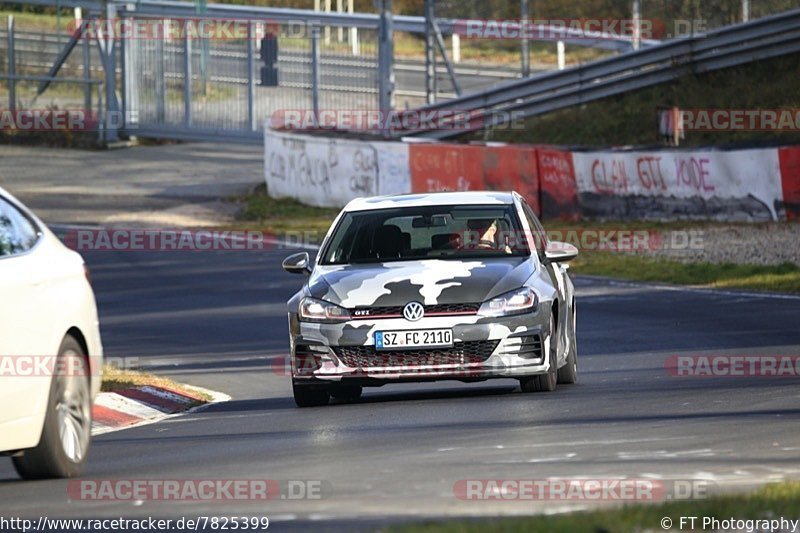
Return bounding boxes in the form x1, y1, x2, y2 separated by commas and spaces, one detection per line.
544, 241, 579, 263
282, 252, 312, 275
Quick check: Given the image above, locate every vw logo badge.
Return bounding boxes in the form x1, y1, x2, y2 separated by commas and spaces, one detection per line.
403, 302, 425, 322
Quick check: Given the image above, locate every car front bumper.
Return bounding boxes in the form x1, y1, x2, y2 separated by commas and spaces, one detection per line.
290, 309, 553, 384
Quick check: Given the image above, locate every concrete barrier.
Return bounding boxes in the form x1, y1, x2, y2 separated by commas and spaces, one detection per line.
408, 143, 540, 212
265, 128, 798, 221
264, 129, 410, 207
571, 148, 785, 221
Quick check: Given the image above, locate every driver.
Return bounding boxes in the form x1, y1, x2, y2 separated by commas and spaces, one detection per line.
465, 219, 512, 253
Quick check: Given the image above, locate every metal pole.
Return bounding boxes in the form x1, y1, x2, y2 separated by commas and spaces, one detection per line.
336, 0, 343, 42
97, 76, 104, 144
76, 8, 92, 113
196, 0, 208, 95
424, 0, 436, 104
184, 29, 192, 127
521, 0, 530, 77
311, 23, 320, 120
632, 0, 641, 51
155, 36, 165, 123
348, 0, 358, 56
103, 1, 119, 142
118, 15, 125, 129
557, 40, 565, 70
83, 26, 91, 111
431, 20, 461, 96
7, 16, 16, 114
324, 0, 331, 44
378, 0, 394, 120
742, 0, 750, 22
123, 10, 139, 131
246, 22, 256, 131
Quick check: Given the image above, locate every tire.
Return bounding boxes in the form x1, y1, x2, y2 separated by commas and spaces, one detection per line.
292, 381, 330, 408
329, 385, 363, 401
557, 301, 578, 385
13, 335, 92, 479
519, 313, 558, 393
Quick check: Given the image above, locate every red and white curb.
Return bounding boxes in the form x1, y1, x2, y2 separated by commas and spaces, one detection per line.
91, 385, 230, 435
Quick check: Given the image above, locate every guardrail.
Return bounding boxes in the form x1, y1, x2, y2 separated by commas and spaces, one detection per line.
0, 0, 652, 52
399, 8, 800, 139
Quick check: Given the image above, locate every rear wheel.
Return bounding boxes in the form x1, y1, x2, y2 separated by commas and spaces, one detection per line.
292, 381, 330, 408
557, 301, 578, 385
329, 385, 363, 402
13, 335, 92, 479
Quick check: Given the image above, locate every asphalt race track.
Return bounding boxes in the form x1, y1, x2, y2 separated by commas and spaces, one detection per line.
1, 237, 799, 529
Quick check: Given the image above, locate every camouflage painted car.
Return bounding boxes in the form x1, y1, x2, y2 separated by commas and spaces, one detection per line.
282, 191, 579, 407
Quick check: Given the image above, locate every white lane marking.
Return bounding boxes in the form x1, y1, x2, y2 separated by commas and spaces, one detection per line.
617, 449, 721, 460
576, 275, 800, 301
436, 436, 688, 453
486, 453, 578, 464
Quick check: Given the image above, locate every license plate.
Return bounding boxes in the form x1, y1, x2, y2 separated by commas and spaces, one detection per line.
375, 329, 453, 350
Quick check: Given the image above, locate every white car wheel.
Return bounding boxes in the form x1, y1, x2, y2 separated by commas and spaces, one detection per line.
13, 336, 92, 479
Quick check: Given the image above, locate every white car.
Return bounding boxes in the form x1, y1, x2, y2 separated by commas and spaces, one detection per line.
0, 186, 103, 479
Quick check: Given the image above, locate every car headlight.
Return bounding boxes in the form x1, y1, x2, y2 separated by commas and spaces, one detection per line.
299, 297, 351, 323
478, 287, 538, 317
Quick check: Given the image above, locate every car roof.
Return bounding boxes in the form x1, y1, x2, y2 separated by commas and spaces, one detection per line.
344, 191, 519, 212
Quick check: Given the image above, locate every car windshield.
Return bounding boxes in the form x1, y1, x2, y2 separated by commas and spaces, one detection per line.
320, 204, 530, 265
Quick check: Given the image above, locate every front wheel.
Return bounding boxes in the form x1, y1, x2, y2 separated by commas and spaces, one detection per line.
292, 381, 330, 408
557, 302, 578, 385
519, 314, 558, 393
13, 335, 92, 479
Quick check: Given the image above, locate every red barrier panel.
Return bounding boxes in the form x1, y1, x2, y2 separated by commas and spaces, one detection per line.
482, 145, 540, 213
408, 143, 541, 214
536, 148, 579, 220
409, 144, 486, 194
779, 147, 800, 220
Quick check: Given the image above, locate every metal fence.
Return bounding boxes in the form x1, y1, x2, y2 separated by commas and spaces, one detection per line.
2, 0, 797, 144
401, 7, 800, 139
123, 19, 382, 139
1, 17, 110, 141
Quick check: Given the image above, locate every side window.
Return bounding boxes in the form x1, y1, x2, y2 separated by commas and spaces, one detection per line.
521, 202, 547, 259
0, 198, 39, 258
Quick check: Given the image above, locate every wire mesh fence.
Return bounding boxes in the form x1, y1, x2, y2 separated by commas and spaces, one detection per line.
123, 17, 382, 135
2, 1, 798, 142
